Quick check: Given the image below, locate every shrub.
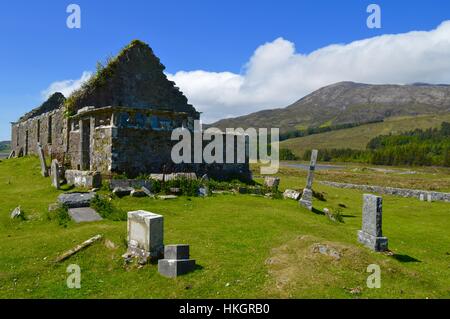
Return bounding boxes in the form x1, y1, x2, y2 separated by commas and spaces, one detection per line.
330, 208, 344, 223
46, 204, 71, 227
91, 194, 126, 221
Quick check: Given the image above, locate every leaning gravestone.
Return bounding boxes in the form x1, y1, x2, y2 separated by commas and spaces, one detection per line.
51, 159, 60, 189
126, 210, 164, 263
158, 244, 196, 278
358, 194, 388, 252
36, 143, 48, 177
299, 150, 318, 211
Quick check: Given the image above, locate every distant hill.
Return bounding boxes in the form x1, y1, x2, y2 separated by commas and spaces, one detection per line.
0, 141, 11, 152
280, 114, 450, 157
210, 81, 450, 133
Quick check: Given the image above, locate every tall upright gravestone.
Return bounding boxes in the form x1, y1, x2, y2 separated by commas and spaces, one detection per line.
37, 143, 48, 177
51, 159, 60, 189
299, 149, 318, 211
358, 194, 388, 252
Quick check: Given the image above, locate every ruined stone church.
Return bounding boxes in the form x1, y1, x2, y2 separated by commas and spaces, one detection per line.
10, 40, 250, 180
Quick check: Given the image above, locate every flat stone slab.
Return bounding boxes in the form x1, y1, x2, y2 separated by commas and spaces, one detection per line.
68, 207, 103, 223
158, 195, 178, 200
57, 192, 96, 208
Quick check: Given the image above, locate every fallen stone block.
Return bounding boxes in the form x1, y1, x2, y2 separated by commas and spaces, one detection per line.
158, 195, 178, 200
57, 192, 96, 208
110, 179, 152, 190
264, 176, 280, 188
112, 187, 134, 197
65, 170, 102, 189
68, 207, 103, 223
141, 186, 155, 198
55, 234, 102, 262
283, 189, 301, 200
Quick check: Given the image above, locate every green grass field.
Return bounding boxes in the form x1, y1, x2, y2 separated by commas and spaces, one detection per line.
280, 113, 450, 156
0, 157, 449, 298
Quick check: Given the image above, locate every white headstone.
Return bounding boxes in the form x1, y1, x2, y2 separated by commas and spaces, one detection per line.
127, 210, 164, 262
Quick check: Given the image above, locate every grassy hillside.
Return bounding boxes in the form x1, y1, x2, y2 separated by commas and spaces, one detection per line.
0, 157, 449, 298
280, 113, 450, 157
211, 82, 450, 133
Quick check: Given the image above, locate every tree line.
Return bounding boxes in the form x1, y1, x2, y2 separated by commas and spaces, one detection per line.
299, 122, 450, 167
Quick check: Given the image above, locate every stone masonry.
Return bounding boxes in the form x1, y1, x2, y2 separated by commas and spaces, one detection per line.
10, 40, 250, 181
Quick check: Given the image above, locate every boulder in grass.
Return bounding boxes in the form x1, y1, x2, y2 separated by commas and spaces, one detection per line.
10, 206, 21, 219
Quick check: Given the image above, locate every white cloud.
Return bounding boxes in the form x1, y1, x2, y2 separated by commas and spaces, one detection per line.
41, 71, 92, 99
168, 21, 450, 124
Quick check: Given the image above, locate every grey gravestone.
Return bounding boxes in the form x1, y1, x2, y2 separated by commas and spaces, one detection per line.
68, 207, 103, 223
36, 143, 48, 177
58, 192, 96, 208
299, 150, 318, 210
358, 194, 388, 252
127, 210, 164, 262
419, 194, 425, 201
51, 159, 60, 189
427, 194, 433, 202
158, 244, 196, 278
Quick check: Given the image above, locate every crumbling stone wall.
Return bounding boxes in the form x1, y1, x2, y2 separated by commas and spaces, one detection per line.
11, 107, 67, 162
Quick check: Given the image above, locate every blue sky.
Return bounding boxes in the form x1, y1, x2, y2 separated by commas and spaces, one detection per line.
1, 0, 450, 140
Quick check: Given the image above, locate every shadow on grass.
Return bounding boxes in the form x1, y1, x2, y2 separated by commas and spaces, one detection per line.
340, 214, 356, 218
392, 254, 421, 263
60, 184, 75, 192
311, 208, 325, 215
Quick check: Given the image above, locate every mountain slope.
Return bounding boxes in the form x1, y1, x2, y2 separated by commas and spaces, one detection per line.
279, 113, 450, 156
210, 82, 450, 132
